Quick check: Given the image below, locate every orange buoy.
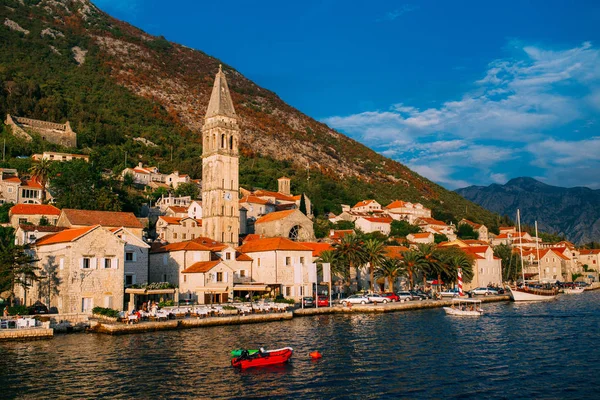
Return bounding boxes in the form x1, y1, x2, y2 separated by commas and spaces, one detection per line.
310, 351, 322, 359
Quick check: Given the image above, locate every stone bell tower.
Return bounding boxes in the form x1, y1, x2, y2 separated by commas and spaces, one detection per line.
201, 65, 240, 247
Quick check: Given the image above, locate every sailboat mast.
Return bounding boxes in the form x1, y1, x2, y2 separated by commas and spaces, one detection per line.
517, 209, 525, 283
535, 221, 541, 282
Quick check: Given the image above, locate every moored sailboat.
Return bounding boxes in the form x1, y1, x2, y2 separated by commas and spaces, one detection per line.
507, 210, 558, 302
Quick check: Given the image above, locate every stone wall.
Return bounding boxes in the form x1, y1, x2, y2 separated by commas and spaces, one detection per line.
5, 114, 77, 148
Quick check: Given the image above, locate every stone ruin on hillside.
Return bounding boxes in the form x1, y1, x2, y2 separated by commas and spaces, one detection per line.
5, 114, 77, 148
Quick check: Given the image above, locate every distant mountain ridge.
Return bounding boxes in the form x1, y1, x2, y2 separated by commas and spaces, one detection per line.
456, 177, 600, 244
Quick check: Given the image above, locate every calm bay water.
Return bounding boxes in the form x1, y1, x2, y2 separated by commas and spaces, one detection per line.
1, 293, 600, 399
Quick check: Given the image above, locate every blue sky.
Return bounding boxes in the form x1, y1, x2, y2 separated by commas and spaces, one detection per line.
94, 0, 600, 189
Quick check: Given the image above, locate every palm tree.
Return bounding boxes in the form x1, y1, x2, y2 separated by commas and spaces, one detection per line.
29, 159, 52, 203
334, 234, 366, 291
439, 247, 475, 287
416, 243, 441, 287
375, 258, 405, 293
400, 250, 426, 290
363, 238, 386, 292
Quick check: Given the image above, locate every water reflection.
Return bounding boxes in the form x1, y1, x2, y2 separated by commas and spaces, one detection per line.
1, 292, 600, 399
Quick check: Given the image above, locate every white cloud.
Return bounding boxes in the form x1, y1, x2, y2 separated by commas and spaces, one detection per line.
323, 41, 600, 188
378, 5, 418, 22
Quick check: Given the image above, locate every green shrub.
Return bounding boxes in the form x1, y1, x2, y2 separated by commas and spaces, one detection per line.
274, 298, 295, 304
222, 305, 237, 310
92, 306, 119, 318
8, 305, 29, 316
158, 300, 174, 307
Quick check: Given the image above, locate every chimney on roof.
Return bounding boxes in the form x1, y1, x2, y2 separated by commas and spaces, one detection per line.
138, 162, 143, 168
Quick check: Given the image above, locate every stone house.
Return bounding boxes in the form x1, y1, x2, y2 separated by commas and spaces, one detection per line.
416, 217, 457, 241
112, 227, 151, 286
0, 168, 21, 204
155, 195, 192, 213
458, 219, 489, 241
57, 209, 144, 239
253, 209, 315, 241
355, 216, 392, 235
237, 237, 315, 300
491, 231, 533, 247
121, 163, 163, 186
165, 206, 189, 217
9, 204, 61, 228
156, 216, 203, 243
17, 225, 125, 312
14, 225, 64, 246
165, 171, 190, 189
407, 232, 434, 244
521, 248, 572, 282
187, 200, 203, 219
384, 200, 432, 224
439, 243, 502, 290
32, 151, 89, 162
149, 239, 252, 303
579, 249, 600, 270
351, 199, 382, 213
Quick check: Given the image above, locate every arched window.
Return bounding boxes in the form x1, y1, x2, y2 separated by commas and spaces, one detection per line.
229, 135, 233, 149
221, 134, 225, 148
288, 225, 301, 241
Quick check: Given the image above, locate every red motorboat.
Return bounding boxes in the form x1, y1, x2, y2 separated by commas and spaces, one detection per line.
231, 347, 293, 369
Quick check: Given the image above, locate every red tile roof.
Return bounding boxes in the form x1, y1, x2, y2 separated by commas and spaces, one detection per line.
22, 179, 42, 189
460, 219, 483, 229
19, 224, 65, 233
301, 242, 334, 257
191, 237, 227, 251
410, 232, 433, 239
580, 249, 600, 255
417, 217, 447, 226
62, 209, 143, 228
361, 216, 393, 224
10, 204, 60, 216
167, 206, 188, 213
240, 195, 270, 205
255, 209, 296, 224
352, 199, 377, 208
252, 189, 296, 202
2, 176, 21, 183
35, 225, 97, 246
243, 234, 262, 243
238, 237, 312, 253
182, 261, 221, 273
236, 252, 253, 261
329, 230, 354, 240
385, 200, 409, 209
151, 240, 213, 253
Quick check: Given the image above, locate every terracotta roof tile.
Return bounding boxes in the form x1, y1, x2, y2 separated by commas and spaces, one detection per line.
10, 204, 61, 216
361, 216, 393, 224
182, 261, 221, 273
301, 242, 334, 257
151, 240, 213, 253
255, 209, 296, 224
410, 232, 433, 239
385, 200, 409, 209
22, 179, 42, 189
417, 217, 447, 226
236, 252, 253, 261
240, 195, 269, 205
2, 176, 21, 183
167, 206, 188, 213
384, 246, 410, 259
242, 234, 262, 243
35, 225, 98, 246
253, 189, 296, 202
352, 199, 377, 208
238, 237, 312, 253
191, 236, 226, 250
62, 209, 143, 228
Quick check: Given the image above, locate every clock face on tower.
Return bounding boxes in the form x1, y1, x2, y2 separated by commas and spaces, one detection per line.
224, 192, 232, 201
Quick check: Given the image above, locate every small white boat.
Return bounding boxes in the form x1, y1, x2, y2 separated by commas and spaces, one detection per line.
563, 287, 585, 294
443, 298, 483, 317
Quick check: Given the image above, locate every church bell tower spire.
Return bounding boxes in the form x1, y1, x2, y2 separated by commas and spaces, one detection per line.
201, 65, 240, 247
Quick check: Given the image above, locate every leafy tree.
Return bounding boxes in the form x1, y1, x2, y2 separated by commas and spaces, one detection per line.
37, 255, 62, 308
317, 249, 347, 282
494, 244, 522, 282
438, 247, 474, 286
39, 216, 50, 226
457, 223, 479, 240
149, 187, 169, 203
390, 220, 421, 237
29, 158, 52, 203
0, 228, 39, 305
375, 258, 405, 293
333, 220, 354, 230
174, 182, 199, 199
49, 160, 100, 210
434, 233, 448, 244
416, 243, 442, 286
122, 172, 135, 188
363, 238, 386, 292
0, 203, 13, 223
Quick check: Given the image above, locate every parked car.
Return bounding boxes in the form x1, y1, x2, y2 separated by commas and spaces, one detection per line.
27, 301, 49, 315
396, 291, 414, 301
382, 292, 400, 302
470, 287, 499, 296
410, 291, 428, 301
489, 286, 505, 294
316, 296, 330, 307
341, 295, 371, 305
302, 297, 315, 307
440, 288, 460, 298
415, 289, 433, 299
367, 293, 389, 303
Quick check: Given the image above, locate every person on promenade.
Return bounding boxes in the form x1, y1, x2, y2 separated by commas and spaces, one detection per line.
3, 307, 8, 318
